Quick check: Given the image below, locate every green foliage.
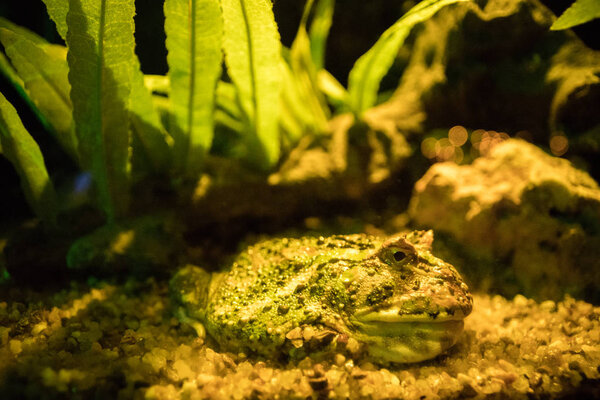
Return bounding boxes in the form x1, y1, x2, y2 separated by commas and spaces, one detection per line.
347, 0, 468, 115
66, 0, 136, 221
215, 81, 245, 134
0, 92, 58, 226
317, 68, 348, 109
0, 0, 466, 225
0, 52, 21, 88
0, 19, 67, 140
0, 25, 78, 161
279, 58, 314, 143
551, 0, 600, 30
0, 51, 52, 135
277, 0, 341, 145
221, 0, 283, 169
0, 17, 49, 46
308, 0, 334, 71
41, 0, 69, 40
129, 58, 172, 173
282, 0, 331, 141
165, 0, 223, 176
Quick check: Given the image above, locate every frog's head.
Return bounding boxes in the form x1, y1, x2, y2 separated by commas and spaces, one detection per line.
343, 231, 472, 363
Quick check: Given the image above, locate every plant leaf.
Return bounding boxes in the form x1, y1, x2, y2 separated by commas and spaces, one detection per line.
347, 0, 468, 115
551, 0, 600, 30
0, 92, 58, 226
130, 61, 172, 173
289, 2, 330, 134
144, 74, 170, 96
0, 52, 22, 87
216, 81, 243, 123
279, 58, 315, 143
0, 52, 57, 140
67, 0, 136, 221
317, 69, 348, 110
0, 27, 78, 161
165, 0, 223, 176
221, 0, 282, 169
309, 0, 335, 70
40, 0, 69, 40
0, 17, 49, 46
39, 1, 170, 172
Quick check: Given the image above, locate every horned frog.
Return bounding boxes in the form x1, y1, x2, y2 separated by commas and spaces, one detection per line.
169, 231, 472, 364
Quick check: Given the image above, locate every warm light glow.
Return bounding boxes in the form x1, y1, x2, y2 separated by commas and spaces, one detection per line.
435, 138, 453, 161
469, 146, 479, 159
423, 127, 512, 163
515, 130, 533, 142
478, 132, 492, 155
473, 130, 508, 155
448, 126, 468, 147
498, 132, 510, 141
453, 146, 464, 164
113, 230, 135, 254
550, 135, 569, 156
421, 137, 438, 159
470, 129, 485, 148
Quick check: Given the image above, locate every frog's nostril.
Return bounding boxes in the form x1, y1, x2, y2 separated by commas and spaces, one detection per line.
393, 251, 406, 262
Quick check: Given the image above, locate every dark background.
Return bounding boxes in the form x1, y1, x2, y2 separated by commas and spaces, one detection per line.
0, 0, 598, 223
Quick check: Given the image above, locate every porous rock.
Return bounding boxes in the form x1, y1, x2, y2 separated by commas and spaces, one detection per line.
409, 139, 600, 301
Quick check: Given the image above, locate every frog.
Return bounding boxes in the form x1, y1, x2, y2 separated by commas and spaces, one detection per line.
169, 231, 472, 364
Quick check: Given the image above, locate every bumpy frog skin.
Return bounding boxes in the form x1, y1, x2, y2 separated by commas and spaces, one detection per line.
170, 231, 472, 364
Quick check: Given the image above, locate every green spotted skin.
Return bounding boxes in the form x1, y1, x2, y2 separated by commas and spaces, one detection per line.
170, 232, 473, 363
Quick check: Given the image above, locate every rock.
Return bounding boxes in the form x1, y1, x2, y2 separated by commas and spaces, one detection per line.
409, 139, 600, 301
371, 0, 600, 176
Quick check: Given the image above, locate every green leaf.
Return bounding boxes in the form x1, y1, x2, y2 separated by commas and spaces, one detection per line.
0, 92, 58, 226
0, 17, 48, 46
0, 28, 78, 161
317, 69, 348, 110
142, 75, 172, 132
212, 81, 244, 134
279, 58, 315, 143
144, 74, 170, 96
221, 0, 283, 169
41, 0, 69, 40
0, 52, 56, 138
347, 0, 468, 115
0, 52, 22, 87
308, 0, 335, 70
67, 0, 136, 221
165, 0, 223, 176
130, 62, 172, 173
551, 0, 600, 30
216, 81, 243, 124
283, 0, 330, 138
40, 0, 169, 171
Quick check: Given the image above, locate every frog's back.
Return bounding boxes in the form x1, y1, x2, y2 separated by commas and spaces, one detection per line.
204, 235, 381, 356
171, 232, 473, 363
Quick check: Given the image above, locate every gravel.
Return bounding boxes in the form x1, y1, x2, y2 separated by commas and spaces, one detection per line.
1, 278, 599, 399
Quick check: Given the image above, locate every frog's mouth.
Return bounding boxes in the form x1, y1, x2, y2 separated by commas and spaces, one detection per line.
350, 307, 467, 363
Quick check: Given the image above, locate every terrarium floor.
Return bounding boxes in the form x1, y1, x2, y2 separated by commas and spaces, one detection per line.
0, 278, 599, 399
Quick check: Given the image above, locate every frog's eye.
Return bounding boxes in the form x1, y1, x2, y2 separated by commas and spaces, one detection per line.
378, 246, 414, 266
375, 238, 417, 267
393, 250, 407, 262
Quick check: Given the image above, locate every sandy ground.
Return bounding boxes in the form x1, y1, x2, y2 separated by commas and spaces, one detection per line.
1, 278, 599, 399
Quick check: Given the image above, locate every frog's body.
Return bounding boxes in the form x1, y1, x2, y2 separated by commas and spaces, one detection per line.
170, 231, 472, 363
